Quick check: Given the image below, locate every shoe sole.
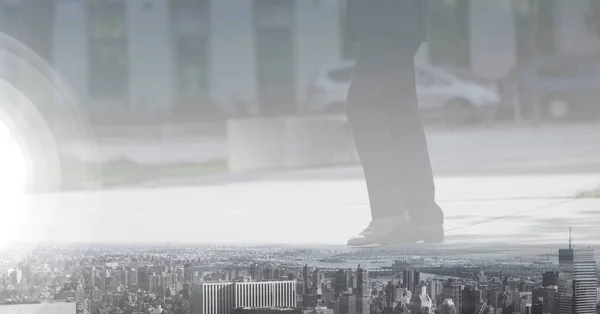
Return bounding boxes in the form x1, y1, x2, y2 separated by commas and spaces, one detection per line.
378, 227, 444, 246
349, 235, 444, 248
347, 225, 444, 247
348, 243, 384, 248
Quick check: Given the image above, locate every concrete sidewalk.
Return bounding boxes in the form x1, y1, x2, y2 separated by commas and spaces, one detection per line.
10, 172, 600, 249
18, 122, 600, 249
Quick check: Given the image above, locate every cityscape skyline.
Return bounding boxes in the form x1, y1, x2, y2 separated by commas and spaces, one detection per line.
1, 238, 598, 314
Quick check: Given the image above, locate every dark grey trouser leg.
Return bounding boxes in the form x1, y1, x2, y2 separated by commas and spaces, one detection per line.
346, 40, 443, 223
347, 75, 403, 219
382, 51, 443, 224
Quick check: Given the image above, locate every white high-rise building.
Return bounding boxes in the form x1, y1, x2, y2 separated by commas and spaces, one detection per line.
192, 280, 297, 314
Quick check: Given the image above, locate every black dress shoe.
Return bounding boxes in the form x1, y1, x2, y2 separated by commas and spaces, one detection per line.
347, 215, 444, 247
347, 212, 412, 247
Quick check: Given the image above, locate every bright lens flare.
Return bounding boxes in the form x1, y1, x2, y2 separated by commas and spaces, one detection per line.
0, 120, 29, 250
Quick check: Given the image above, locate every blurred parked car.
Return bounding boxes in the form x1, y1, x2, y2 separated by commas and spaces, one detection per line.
501, 53, 600, 121
304, 60, 501, 125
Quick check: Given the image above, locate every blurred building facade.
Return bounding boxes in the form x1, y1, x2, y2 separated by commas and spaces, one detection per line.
1, 0, 599, 116
428, 0, 600, 79
0, 0, 343, 116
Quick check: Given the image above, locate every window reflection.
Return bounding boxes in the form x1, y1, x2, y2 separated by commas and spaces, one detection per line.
429, 0, 471, 68
254, 0, 295, 116
88, 0, 128, 100
170, 0, 211, 114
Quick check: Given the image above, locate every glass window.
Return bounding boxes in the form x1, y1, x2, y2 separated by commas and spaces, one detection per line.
0, 4, 19, 38
591, 0, 600, 36
429, 0, 471, 68
87, 0, 128, 100
254, 0, 295, 115
256, 26, 295, 115
254, 0, 293, 28
340, 0, 359, 60
170, 0, 210, 112
328, 67, 354, 83
514, 0, 556, 66
15, 0, 55, 61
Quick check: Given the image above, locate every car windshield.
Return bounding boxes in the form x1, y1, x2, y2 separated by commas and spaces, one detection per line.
440, 66, 493, 83
328, 66, 354, 83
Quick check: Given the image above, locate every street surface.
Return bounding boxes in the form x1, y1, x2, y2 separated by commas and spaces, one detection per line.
5, 122, 599, 251
9, 171, 600, 249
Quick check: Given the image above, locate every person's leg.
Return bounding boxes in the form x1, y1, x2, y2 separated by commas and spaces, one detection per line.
346, 44, 411, 220
381, 46, 444, 225
345, 41, 422, 246
346, 40, 444, 246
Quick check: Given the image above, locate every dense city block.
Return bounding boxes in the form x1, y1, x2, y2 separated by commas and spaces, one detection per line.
0, 245, 597, 314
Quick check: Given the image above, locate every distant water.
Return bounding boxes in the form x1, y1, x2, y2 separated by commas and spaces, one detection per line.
299, 259, 457, 281
299, 258, 411, 270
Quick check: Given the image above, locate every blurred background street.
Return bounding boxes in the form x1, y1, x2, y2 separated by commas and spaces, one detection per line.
2, 0, 600, 246
57, 121, 600, 180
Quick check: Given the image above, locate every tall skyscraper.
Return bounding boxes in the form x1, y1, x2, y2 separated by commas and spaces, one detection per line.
385, 281, 397, 308
403, 270, 413, 291
557, 232, 597, 314
121, 268, 129, 286
427, 281, 443, 304
442, 281, 464, 314
356, 265, 369, 298
402, 269, 420, 293
413, 270, 420, 292
264, 266, 275, 280
410, 285, 432, 313
129, 268, 138, 285
542, 271, 559, 287
250, 263, 263, 281
334, 270, 348, 297
148, 274, 161, 293
185, 264, 196, 284
87, 268, 96, 289
533, 287, 557, 314
462, 286, 483, 314
303, 265, 311, 294
339, 294, 356, 314
356, 296, 369, 314
531, 303, 543, 314
439, 299, 457, 314
313, 268, 324, 290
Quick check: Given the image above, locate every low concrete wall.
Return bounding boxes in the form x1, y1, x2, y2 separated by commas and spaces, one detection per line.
227, 115, 359, 172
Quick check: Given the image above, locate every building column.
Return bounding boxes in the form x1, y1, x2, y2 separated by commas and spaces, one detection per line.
293, 0, 343, 103
52, 0, 89, 100
126, 0, 174, 114
208, 0, 257, 112
469, 0, 516, 77
428, 0, 471, 69
555, 0, 600, 55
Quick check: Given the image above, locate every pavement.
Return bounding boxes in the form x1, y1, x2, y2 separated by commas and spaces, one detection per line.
3, 121, 600, 251
5, 171, 600, 250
